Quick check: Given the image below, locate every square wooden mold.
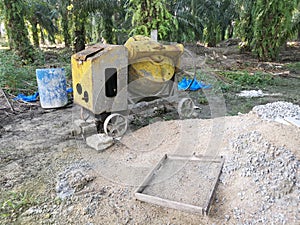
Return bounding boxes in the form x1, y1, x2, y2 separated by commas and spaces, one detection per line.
135, 154, 224, 215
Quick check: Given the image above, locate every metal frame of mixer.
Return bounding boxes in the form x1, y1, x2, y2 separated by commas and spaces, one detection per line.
71, 43, 195, 138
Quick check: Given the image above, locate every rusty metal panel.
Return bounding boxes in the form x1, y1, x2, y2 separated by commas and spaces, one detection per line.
73, 44, 105, 61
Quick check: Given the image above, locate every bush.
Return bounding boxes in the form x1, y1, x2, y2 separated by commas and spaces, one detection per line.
0, 50, 37, 94
220, 71, 274, 87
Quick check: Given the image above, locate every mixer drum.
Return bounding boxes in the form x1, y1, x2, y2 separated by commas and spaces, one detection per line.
124, 36, 184, 97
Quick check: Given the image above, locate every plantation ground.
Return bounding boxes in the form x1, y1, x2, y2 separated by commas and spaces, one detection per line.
0, 42, 300, 224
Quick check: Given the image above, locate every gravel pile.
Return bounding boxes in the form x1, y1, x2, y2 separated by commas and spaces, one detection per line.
56, 162, 95, 199
252, 101, 300, 121
221, 131, 300, 224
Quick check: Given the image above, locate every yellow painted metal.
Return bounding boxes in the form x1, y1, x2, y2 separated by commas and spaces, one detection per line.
71, 44, 128, 114
71, 56, 93, 110
124, 35, 184, 95
71, 36, 184, 114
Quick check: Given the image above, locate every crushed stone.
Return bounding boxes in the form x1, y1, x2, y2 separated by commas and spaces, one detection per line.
252, 101, 300, 121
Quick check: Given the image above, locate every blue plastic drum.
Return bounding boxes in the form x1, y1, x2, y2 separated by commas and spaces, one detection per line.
36, 68, 68, 108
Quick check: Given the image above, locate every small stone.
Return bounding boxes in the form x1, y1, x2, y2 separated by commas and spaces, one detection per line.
225, 215, 231, 221
192, 112, 199, 118
74, 119, 87, 127
86, 134, 114, 151
71, 124, 82, 136
44, 213, 51, 219
81, 123, 97, 137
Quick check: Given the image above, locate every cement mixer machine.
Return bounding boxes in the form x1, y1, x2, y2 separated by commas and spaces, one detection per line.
71, 36, 195, 137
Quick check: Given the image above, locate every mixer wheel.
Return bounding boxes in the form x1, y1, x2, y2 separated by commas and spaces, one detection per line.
104, 113, 128, 138
177, 98, 194, 118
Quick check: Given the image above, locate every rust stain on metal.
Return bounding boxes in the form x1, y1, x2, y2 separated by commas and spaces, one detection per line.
73, 44, 105, 61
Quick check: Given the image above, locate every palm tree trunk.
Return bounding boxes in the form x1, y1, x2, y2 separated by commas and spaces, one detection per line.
31, 20, 39, 48
3, 0, 35, 62
40, 29, 45, 45
62, 12, 71, 47
103, 16, 114, 44
74, 16, 86, 52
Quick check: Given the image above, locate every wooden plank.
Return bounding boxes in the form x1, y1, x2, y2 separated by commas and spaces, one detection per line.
135, 193, 204, 215
135, 154, 224, 215
202, 157, 224, 215
167, 154, 223, 163
135, 154, 168, 193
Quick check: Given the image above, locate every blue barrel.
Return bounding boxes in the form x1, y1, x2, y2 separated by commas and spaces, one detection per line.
36, 68, 68, 108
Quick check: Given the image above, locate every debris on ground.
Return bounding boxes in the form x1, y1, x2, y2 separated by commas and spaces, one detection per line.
13, 92, 39, 102
221, 131, 300, 224
56, 162, 95, 199
178, 77, 211, 91
253, 101, 300, 126
1, 102, 299, 224
237, 89, 265, 98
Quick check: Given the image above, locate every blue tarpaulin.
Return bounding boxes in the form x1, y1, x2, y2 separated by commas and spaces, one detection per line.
13, 88, 73, 103
178, 77, 211, 91
14, 92, 39, 102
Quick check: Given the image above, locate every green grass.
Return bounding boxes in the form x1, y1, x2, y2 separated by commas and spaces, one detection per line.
0, 50, 37, 94
218, 70, 274, 88
192, 67, 300, 116
284, 62, 300, 73
0, 48, 72, 95
0, 191, 38, 222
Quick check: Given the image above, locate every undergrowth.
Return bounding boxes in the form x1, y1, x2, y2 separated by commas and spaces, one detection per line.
284, 62, 300, 73
0, 191, 38, 222
0, 48, 72, 95
218, 71, 274, 88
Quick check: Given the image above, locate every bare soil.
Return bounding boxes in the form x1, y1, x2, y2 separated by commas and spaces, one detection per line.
1, 43, 300, 224
0, 105, 299, 224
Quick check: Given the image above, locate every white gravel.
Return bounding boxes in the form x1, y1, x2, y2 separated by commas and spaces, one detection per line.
253, 101, 300, 121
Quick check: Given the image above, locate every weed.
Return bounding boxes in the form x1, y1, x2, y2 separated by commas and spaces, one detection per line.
284, 62, 300, 73
0, 50, 37, 94
0, 191, 37, 222
219, 71, 274, 87
0, 48, 72, 95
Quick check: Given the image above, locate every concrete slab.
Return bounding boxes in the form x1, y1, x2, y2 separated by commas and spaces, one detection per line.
86, 134, 114, 151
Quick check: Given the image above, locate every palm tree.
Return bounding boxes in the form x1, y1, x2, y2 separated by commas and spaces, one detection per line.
26, 0, 58, 48
71, 0, 124, 51
126, 0, 177, 40
58, 0, 72, 47
2, 0, 35, 62
168, 0, 203, 42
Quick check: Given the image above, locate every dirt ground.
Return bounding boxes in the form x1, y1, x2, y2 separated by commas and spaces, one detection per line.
0, 104, 299, 224
1, 43, 300, 224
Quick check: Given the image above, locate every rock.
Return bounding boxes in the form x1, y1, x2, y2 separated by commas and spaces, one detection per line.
74, 119, 87, 127
56, 163, 94, 199
224, 215, 231, 222
81, 123, 97, 137
71, 124, 82, 136
72, 119, 97, 138
86, 134, 114, 151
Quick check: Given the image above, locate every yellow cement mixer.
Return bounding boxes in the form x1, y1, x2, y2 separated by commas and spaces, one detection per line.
71, 36, 195, 137
124, 35, 184, 96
